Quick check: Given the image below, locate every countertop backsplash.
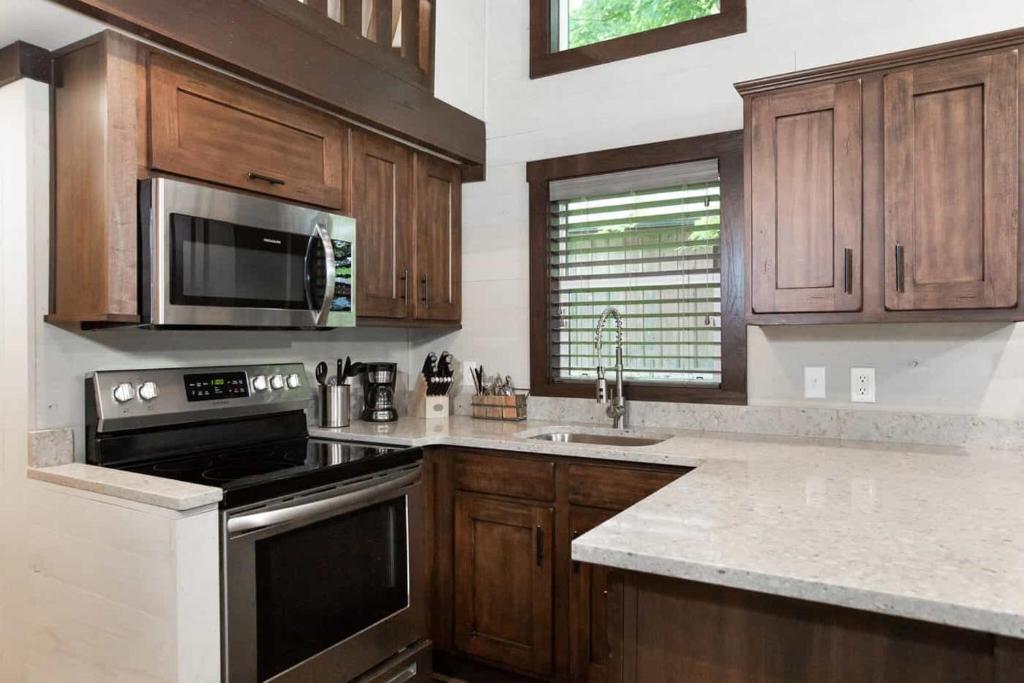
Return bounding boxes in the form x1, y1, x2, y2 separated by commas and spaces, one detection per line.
453, 392, 1024, 451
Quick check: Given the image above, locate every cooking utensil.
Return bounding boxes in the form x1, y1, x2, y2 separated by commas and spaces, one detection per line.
337, 359, 344, 386
315, 361, 329, 386
341, 356, 352, 384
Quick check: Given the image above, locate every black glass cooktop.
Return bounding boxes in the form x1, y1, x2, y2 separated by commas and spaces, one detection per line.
120, 438, 421, 508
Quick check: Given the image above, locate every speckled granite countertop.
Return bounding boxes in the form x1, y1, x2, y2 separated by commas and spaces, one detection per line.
313, 417, 1024, 638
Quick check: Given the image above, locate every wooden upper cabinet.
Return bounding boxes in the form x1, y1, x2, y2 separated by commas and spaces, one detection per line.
883, 49, 1020, 310
50, 32, 145, 324
749, 80, 863, 313
148, 52, 346, 209
453, 493, 554, 677
351, 131, 413, 318
413, 154, 462, 321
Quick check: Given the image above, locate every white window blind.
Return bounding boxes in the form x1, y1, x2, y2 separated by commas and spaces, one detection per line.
548, 159, 722, 385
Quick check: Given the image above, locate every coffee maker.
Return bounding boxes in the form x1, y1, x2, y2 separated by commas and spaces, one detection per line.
360, 362, 398, 422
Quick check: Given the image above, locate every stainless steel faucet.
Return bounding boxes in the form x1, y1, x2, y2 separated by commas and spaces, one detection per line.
594, 306, 626, 429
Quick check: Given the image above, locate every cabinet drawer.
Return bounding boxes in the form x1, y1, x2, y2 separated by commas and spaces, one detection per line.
567, 464, 683, 510
148, 52, 346, 209
454, 451, 555, 501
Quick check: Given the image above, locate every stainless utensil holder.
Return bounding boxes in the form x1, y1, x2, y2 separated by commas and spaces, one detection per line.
319, 384, 351, 428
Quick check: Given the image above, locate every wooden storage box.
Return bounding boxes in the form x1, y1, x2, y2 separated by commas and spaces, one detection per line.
470, 393, 528, 421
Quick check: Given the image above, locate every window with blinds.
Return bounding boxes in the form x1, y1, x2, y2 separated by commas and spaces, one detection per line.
547, 159, 722, 386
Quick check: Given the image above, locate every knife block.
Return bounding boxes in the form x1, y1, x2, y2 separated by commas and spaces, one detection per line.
411, 377, 450, 419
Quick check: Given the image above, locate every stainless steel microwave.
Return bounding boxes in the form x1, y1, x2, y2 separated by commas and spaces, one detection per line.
139, 177, 356, 328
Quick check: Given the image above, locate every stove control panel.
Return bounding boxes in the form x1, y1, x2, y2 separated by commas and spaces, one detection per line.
88, 363, 312, 432
184, 371, 250, 402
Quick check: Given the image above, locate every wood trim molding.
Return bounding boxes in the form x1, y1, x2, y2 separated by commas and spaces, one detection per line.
526, 131, 747, 405
530, 0, 746, 79
253, 0, 430, 91
0, 41, 51, 87
735, 25, 1024, 96
52, 0, 484, 164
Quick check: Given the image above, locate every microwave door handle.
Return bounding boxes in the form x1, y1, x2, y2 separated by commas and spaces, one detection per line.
305, 223, 335, 327
227, 466, 421, 537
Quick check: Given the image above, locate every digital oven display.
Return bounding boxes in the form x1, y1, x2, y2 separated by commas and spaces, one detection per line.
184, 371, 250, 402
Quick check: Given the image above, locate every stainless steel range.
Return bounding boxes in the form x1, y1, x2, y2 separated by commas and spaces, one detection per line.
85, 363, 430, 683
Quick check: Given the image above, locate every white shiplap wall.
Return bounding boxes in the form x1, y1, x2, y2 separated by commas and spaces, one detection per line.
414, 0, 1024, 418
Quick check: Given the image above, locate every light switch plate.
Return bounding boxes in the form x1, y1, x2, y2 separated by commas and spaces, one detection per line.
851, 367, 876, 403
803, 367, 826, 399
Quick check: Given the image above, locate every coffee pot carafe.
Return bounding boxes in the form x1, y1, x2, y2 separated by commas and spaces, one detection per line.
360, 362, 398, 422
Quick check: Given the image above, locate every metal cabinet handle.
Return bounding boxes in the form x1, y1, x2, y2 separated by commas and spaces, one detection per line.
401, 269, 409, 303
247, 170, 286, 186
843, 248, 853, 294
420, 275, 430, 307
383, 663, 417, 683
535, 525, 544, 567
895, 244, 905, 293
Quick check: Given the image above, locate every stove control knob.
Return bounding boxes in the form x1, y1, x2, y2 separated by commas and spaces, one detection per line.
252, 375, 269, 392
270, 374, 285, 391
138, 381, 160, 402
112, 382, 136, 403
286, 373, 301, 389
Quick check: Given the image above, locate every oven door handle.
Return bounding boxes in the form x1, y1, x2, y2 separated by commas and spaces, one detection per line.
227, 466, 420, 536
304, 223, 335, 328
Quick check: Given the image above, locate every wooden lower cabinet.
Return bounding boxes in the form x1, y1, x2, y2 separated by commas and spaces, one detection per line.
607, 571, 1024, 683
453, 493, 555, 676
568, 506, 617, 683
427, 447, 687, 682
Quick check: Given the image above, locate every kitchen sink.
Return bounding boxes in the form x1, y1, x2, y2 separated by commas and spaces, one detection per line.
529, 431, 667, 447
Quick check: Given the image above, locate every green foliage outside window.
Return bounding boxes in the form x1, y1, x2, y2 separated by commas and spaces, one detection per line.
567, 0, 721, 49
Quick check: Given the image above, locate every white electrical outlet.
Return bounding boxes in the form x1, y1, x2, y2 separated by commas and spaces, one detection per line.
850, 367, 876, 403
803, 367, 826, 399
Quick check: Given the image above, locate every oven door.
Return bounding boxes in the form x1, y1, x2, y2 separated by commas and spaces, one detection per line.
142, 176, 356, 328
223, 464, 423, 683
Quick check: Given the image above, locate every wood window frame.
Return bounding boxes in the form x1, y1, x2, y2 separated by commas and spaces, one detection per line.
530, 0, 746, 79
526, 131, 747, 405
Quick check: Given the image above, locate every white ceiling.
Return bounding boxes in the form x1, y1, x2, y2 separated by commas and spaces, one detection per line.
0, 0, 105, 51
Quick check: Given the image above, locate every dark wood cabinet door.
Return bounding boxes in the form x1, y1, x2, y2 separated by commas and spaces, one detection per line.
569, 506, 618, 683
884, 49, 1019, 310
351, 131, 413, 319
750, 80, 863, 313
148, 52, 345, 209
453, 493, 554, 676
413, 154, 462, 321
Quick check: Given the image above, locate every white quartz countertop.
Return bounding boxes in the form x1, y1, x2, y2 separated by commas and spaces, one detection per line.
28, 463, 222, 511
313, 416, 1024, 638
